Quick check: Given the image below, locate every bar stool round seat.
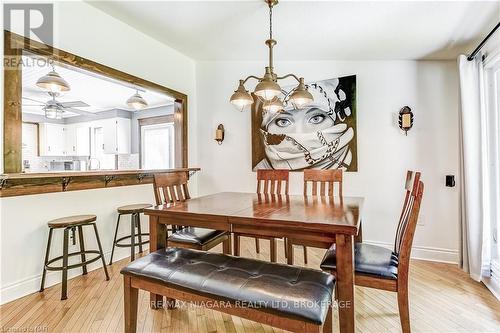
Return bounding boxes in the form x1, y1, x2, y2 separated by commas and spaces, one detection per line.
117, 204, 152, 214
109, 203, 151, 265
47, 214, 97, 228
40, 214, 109, 301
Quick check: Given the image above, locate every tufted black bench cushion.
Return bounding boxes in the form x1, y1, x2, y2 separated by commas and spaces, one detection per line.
121, 248, 334, 325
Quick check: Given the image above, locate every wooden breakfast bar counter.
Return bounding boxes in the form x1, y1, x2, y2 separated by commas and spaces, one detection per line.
0, 168, 200, 197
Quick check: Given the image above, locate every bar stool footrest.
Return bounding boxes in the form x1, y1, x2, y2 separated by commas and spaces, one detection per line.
45, 250, 103, 271
115, 234, 150, 248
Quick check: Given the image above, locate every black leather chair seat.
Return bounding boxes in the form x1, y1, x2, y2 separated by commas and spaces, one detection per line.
168, 227, 227, 245
121, 248, 334, 325
320, 243, 398, 280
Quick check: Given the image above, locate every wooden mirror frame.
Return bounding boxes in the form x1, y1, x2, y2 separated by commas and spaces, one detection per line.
3, 30, 188, 174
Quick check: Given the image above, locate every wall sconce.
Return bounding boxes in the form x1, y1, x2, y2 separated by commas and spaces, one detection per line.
398, 106, 413, 136
215, 124, 225, 145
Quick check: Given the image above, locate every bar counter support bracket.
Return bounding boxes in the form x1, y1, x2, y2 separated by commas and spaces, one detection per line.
62, 177, 72, 191
104, 175, 116, 187
0, 178, 7, 189
188, 170, 199, 179
137, 173, 151, 183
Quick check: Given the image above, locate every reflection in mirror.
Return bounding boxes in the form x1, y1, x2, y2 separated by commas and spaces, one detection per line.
20, 53, 175, 173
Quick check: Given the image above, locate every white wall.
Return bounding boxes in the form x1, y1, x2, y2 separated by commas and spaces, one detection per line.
196, 60, 460, 263
0, 1, 462, 304
0, 1, 197, 304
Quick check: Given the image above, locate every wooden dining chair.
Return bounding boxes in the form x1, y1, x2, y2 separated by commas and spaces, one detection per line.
233, 169, 289, 262
153, 172, 231, 254
287, 169, 344, 265
320, 171, 424, 333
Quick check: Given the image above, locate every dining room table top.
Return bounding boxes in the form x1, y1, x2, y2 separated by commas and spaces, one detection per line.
144, 192, 363, 236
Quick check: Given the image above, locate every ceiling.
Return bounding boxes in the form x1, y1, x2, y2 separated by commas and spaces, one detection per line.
89, 0, 500, 61
22, 55, 174, 118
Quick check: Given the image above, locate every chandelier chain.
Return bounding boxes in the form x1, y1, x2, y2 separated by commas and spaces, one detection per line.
269, 5, 273, 40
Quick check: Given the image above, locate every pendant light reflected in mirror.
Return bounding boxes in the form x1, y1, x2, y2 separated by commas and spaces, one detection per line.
36, 65, 71, 93
126, 90, 148, 110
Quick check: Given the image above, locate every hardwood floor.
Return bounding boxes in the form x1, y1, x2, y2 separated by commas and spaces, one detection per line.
1, 237, 499, 333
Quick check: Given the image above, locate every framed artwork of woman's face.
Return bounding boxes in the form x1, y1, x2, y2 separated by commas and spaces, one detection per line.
252, 75, 357, 171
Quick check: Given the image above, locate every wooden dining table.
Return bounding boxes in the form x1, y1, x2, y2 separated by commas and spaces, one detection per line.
144, 192, 363, 333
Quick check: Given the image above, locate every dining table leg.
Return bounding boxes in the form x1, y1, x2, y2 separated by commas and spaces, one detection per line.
148, 215, 167, 309
335, 233, 355, 333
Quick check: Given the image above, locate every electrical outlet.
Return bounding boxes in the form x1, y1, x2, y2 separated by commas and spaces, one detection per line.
417, 214, 425, 226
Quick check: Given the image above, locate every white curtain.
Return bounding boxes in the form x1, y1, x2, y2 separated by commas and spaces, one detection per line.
458, 54, 491, 281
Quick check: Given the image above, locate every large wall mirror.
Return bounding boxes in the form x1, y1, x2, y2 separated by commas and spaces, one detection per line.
3, 30, 188, 174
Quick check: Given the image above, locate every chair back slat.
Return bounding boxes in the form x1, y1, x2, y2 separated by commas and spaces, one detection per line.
303, 169, 343, 197
394, 171, 423, 255
397, 180, 424, 276
256, 169, 289, 195
153, 172, 191, 205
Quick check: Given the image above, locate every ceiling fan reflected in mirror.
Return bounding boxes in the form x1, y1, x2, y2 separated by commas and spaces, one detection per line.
22, 92, 95, 120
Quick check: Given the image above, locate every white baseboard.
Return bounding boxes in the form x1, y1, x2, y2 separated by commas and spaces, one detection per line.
364, 240, 459, 264
0, 246, 146, 305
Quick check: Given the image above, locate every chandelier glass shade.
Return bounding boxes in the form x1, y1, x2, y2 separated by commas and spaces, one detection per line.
263, 98, 284, 112
229, 80, 254, 112
230, 0, 313, 112
254, 79, 282, 101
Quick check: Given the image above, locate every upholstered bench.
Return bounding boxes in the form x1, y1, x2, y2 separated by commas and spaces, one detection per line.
121, 248, 334, 333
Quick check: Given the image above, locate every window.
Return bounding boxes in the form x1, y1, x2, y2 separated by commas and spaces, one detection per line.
140, 122, 175, 169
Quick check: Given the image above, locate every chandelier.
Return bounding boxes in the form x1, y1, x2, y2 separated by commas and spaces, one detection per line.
229, 0, 313, 112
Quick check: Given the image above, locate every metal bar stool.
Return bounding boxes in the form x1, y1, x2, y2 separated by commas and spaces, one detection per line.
109, 204, 152, 264
40, 214, 109, 300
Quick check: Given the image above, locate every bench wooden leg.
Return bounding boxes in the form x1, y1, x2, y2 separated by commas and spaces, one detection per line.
124, 276, 138, 333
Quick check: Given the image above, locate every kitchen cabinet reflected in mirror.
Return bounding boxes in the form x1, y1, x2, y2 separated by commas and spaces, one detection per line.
21, 53, 175, 173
